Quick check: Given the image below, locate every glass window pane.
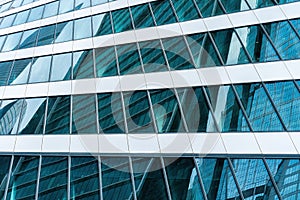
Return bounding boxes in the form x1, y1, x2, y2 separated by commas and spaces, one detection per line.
290, 18, 300, 36
2, 32, 22, 52
0, 61, 13, 86
72, 95, 98, 134
6, 156, 39, 200
111, 9, 133, 33
247, 0, 275, 9
131, 4, 155, 29
37, 24, 56, 46
172, 0, 200, 21
45, 96, 70, 134
219, 0, 250, 13
0, 14, 15, 29
55, 21, 73, 43
150, 89, 186, 133
27, 6, 44, 22
75, 0, 90, 10
74, 16, 92, 40
43, 1, 59, 18
71, 157, 100, 199
8, 58, 32, 85
123, 91, 155, 133
92, 0, 107, 6
38, 157, 68, 200
95, 46, 117, 77
0, 35, 6, 51
17, 98, 46, 134
117, 43, 143, 75
58, 0, 74, 14
19, 28, 38, 49
92, 13, 112, 36
0, 2, 11, 12
139, 40, 168, 73
11, 0, 23, 8
150, 0, 177, 26
194, 0, 224, 18
50, 53, 72, 81
97, 93, 125, 133
162, 36, 195, 70
28, 56, 51, 83
73, 50, 95, 79
0, 156, 11, 197
13, 10, 29, 26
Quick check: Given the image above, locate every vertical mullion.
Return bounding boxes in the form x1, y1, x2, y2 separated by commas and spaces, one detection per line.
98, 156, 103, 200
146, 90, 159, 133
160, 157, 172, 200
34, 155, 42, 200
120, 91, 129, 133
67, 156, 71, 200
128, 156, 137, 200
227, 158, 245, 200
192, 157, 208, 200
3, 155, 14, 200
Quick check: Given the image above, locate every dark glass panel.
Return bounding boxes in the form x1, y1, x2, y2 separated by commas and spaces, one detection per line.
74, 16, 92, 40
194, 0, 224, 18
247, 0, 276, 9
139, 40, 168, 73
177, 87, 218, 132
150, 0, 177, 26
234, 83, 285, 131
0, 61, 13, 86
92, 13, 113, 36
19, 28, 38, 49
27, 5, 44, 22
186, 33, 222, 68
28, 56, 51, 83
70, 157, 100, 199
101, 157, 133, 200
72, 95, 98, 134
17, 98, 46, 134
7, 156, 39, 200
45, 96, 70, 134
55, 21, 73, 43
111, 8, 133, 33
123, 91, 155, 133
50, 53, 72, 81
150, 89, 185, 133
162, 36, 195, 70
264, 81, 300, 131
131, 4, 155, 29
36, 24, 56, 46
116, 43, 143, 75
95, 46, 118, 77
8, 58, 32, 85
172, 0, 200, 21
220, 0, 250, 13
73, 50, 95, 79
97, 93, 125, 133
0, 156, 11, 198
278, 0, 299, 3
38, 157, 68, 200
205, 85, 250, 132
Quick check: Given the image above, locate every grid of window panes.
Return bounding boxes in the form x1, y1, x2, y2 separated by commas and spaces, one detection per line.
0, 80, 299, 134
0, 155, 298, 199
0, 18, 300, 86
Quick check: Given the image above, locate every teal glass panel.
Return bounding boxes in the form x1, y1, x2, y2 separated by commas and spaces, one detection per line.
74, 16, 92, 40
2, 32, 22, 52
132, 158, 169, 200
8, 58, 32, 85
194, 0, 224, 18
92, 13, 112, 36
247, 0, 276, 8
38, 157, 68, 200
0, 14, 15, 28
278, 0, 299, 3
101, 157, 133, 200
150, 89, 186, 133
264, 21, 300, 60
123, 91, 155, 133
111, 8, 133, 33
6, 156, 39, 200
211, 29, 250, 65
177, 87, 218, 132
43, 1, 59, 18
13, 10, 29, 26
186, 33, 222, 68
205, 85, 251, 132
70, 157, 100, 199
95, 47, 118, 77
234, 83, 285, 131
19, 28, 38, 49
50, 53, 72, 81
27, 5, 44, 22
219, 0, 250, 13
58, 0, 74, 14
97, 93, 125, 133
264, 81, 300, 131
45, 96, 70, 134
0, 156, 11, 198
117, 43, 143, 75
150, 0, 177, 25
0, 61, 13, 86
28, 56, 51, 83
290, 18, 300, 36
72, 95, 98, 134
131, 4, 155, 29
139, 40, 168, 73
172, 0, 200, 21
162, 36, 195, 70
55, 21, 73, 43
36, 24, 56, 46
17, 98, 46, 134
73, 50, 95, 79
75, 0, 91, 10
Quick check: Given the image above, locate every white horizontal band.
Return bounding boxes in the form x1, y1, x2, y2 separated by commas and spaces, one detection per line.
0, 132, 298, 155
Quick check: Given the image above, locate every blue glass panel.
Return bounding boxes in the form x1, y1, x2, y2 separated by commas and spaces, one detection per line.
0, 14, 15, 29
28, 56, 51, 83
97, 93, 125, 133
45, 96, 70, 134
50, 53, 72, 81
38, 157, 68, 200
8, 58, 32, 85
2, 32, 22, 52
95, 47, 118, 77
17, 98, 46, 134
58, 0, 74, 14
70, 157, 100, 199
101, 157, 133, 200
74, 0, 91, 10
27, 5, 44, 22
43, 1, 59, 18
19, 28, 38, 49
7, 156, 39, 200
13, 10, 29, 26
36, 24, 56, 46
150, 89, 186, 133
290, 18, 300, 36
73, 50, 95, 79
150, 0, 177, 25
172, 0, 200, 21
194, 0, 224, 17
92, 0, 107, 6
220, 0, 250, 13
0, 35, 6, 51
131, 4, 155, 29
0, 61, 13, 86
92, 13, 113, 36
74, 17, 92, 40
123, 91, 155, 133
72, 95, 98, 134
111, 9, 133, 33
55, 21, 73, 43
0, 156, 11, 198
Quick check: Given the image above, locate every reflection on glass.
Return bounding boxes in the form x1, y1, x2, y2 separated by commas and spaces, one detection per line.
150, 0, 177, 25
74, 17, 92, 40
0, 156, 11, 198
8, 58, 32, 85
29, 56, 51, 83
43, 1, 59, 18
194, 0, 224, 18
13, 10, 29, 26
92, 13, 113, 36
36, 24, 56, 46
2, 32, 22, 52
172, 0, 199, 21
131, 4, 155, 29
111, 8, 133, 33
19, 28, 38, 49
0, 61, 13, 86
27, 6, 43, 22
219, 0, 249, 13
55, 21, 73, 43
50, 53, 72, 81
73, 50, 95, 79
59, 0, 74, 14
75, 0, 91, 10
95, 46, 118, 77
247, 0, 275, 9
0, 14, 15, 29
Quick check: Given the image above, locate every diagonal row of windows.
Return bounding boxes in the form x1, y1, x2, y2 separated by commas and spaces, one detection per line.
0, 80, 299, 134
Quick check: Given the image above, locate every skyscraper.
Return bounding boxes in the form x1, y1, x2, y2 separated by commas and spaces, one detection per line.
0, 0, 299, 199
